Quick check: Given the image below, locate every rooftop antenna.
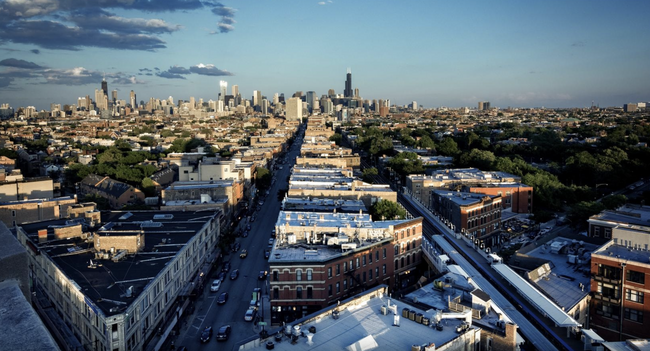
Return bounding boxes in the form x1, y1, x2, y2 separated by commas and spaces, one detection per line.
347, 67, 351, 74
103, 71, 106, 82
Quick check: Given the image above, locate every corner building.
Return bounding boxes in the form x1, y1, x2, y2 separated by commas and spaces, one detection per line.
269, 211, 422, 324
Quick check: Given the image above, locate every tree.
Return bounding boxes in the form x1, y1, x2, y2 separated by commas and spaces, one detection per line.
601, 194, 627, 210
567, 201, 605, 228
437, 137, 459, 156
141, 178, 157, 197
387, 152, 424, 178
370, 199, 406, 220
256, 167, 272, 191
362, 167, 378, 183
329, 133, 342, 146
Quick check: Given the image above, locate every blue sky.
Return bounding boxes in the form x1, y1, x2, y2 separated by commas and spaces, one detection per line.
1, 0, 649, 110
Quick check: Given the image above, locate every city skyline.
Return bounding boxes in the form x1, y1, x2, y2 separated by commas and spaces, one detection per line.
0, 0, 649, 110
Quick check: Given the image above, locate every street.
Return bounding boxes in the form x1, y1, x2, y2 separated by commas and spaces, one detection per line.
172, 128, 304, 351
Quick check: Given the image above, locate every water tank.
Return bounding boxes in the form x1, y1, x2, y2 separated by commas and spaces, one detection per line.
409, 310, 416, 321
416, 313, 423, 324
402, 308, 410, 318
381, 305, 387, 315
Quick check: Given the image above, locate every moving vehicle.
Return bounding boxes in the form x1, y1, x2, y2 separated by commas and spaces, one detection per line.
222, 261, 231, 272
230, 269, 239, 280
200, 326, 213, 343
210, 280, 221, 292
216, 325, 231, 341
264, 250, 271, 259
240, 249, 248, 258
217, 292, 229, 304
258, 271, 268, 280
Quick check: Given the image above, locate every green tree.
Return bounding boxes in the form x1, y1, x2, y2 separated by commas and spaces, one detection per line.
567, 201, 605, 228
329, 133, 343, 146
362, 167, 378, 183
437, 137, 459, 156
601, 194, 627, 210
370, 199, 406, 220
256, 167, 272, 191
387, 152, 424, 178
141, 178, 157, 197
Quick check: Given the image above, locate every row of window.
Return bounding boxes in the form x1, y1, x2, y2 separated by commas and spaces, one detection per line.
273, 265, 389, 299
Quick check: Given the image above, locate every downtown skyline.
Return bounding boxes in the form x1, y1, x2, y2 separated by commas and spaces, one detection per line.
0, 0, 649, 110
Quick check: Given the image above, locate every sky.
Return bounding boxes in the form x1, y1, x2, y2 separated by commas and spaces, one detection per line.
0, 0, 649, 110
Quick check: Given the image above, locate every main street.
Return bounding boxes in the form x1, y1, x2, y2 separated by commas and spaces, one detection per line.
173, 127, 304, 351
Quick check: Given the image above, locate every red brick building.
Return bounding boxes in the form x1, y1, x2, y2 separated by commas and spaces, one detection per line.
467, 183, 532, 213
430, 190, 502, 248
269, 213, 422, 324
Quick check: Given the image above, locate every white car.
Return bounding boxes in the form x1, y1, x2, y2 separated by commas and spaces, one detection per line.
210, 280, 221, 292
244, 307, 257, 322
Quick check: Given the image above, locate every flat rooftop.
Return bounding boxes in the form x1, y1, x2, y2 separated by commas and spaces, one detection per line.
594, 243, 650, 263
20, 211, 217, 316
433, 190, 499, 206
525, 237, 596, 310
243, 286, 470, 351
282, 197, 367, 213
590, 205, 650, 228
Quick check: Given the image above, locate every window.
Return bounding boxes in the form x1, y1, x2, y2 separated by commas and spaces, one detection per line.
383, 248, 387, 259
383, 264, 386, 275
307, 287, 313, 299
343, 279, 347, 291
407, 255, 410, 266
395, 260, 399, 270
401, 257, 405, 268
627, 270, 645, 284
328, 267, 332, 278
369, 269, 372, 280
407, 241, 411, 251
605, 228, 612, 239
273, 271, 279, 281
375, 267, 379, 278
624, 308, 644, 323
296, 269, 302, 281
401, 231, 404, 239
376, 251, 379, 261
395, 245, 399, 255
336, 282, 340, 293
362, 256, 366, 266
407, 228, 410, 237
368, 252, 372, 264
626, 289, 644, 303
362, 272, 366, 283
336, 264, 340, 275
307, 269, 312, 281
356, 258, 360, 268
344, 262, 348, 272
328, 285, 332, 296
273, 288, 279, 299
593, 226, 600, 237
296, 287, 302, 299
597, 264, 621, 280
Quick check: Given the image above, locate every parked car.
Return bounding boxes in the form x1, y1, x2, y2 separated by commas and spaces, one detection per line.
217, 271, 226, 282
216, 325, 231, 341
246, 224, 251, 230
258, 270, 268, 280
240, 249, 248, 258
244, 307, 257, 322
264, 250, 271, 259
230, 269, 239, 280
242, 230, 249, 238
268, 238, 274, 246
217, 292, 229, 305
200, 326, 213, 343
210, 280, 221, 292
231, 242, 241, 252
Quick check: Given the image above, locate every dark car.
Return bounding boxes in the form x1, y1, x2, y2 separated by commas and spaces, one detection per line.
258, 270, 268, 280
199, 326, 213, 343
217, 271, 226, 282
231, 242, 241, 252
230, 269, 239, 280
264, 250, 271, 259
217, 292, 229, 304
242, 230, 249, 238
222, 261, 231, 272
216, 325, 231, 341
246, 224, 251, 230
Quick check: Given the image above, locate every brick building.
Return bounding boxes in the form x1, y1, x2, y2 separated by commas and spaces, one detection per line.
467, 183, 533, 214
268, 211, 422, 324
77, 174, 144, 209
430, 190, 502, 248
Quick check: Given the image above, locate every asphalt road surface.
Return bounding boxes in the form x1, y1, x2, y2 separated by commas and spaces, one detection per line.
173, 128, 304, 351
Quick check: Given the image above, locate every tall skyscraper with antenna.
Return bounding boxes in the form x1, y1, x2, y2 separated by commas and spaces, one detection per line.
344, 68, 352, 98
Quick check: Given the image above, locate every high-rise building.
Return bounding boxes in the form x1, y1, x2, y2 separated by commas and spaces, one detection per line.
478, 101, 490, 111
111, 90, 118, 104
94, 89, 108, 110
344, 69, 352, 98
129, 90, 136, 108
219, 80, 227, 101
273, 93, 279, 105
232, 84, 238, 97
411, 101, 418, 111
328, 89, 336, 98
354, 88, 359, 99
261, 99, 269, 115
101, 77, 108, 97
306, 91, 317, 113
286, 97, 303, 121
253, 90, 262, 107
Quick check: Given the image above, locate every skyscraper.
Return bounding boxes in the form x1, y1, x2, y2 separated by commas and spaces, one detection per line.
344, 68, 352, 98
232, 85, 239, 97
101, 77, 108, 97
111, 90, 118, 104
253, 90, 262, 107
306, 91, 317, 113
219, 80, 227, 101
130, 90, 137, 108
286, 97, 302, 121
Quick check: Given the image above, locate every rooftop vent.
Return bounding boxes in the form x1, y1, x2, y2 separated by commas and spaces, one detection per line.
153, 214, 174, 220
